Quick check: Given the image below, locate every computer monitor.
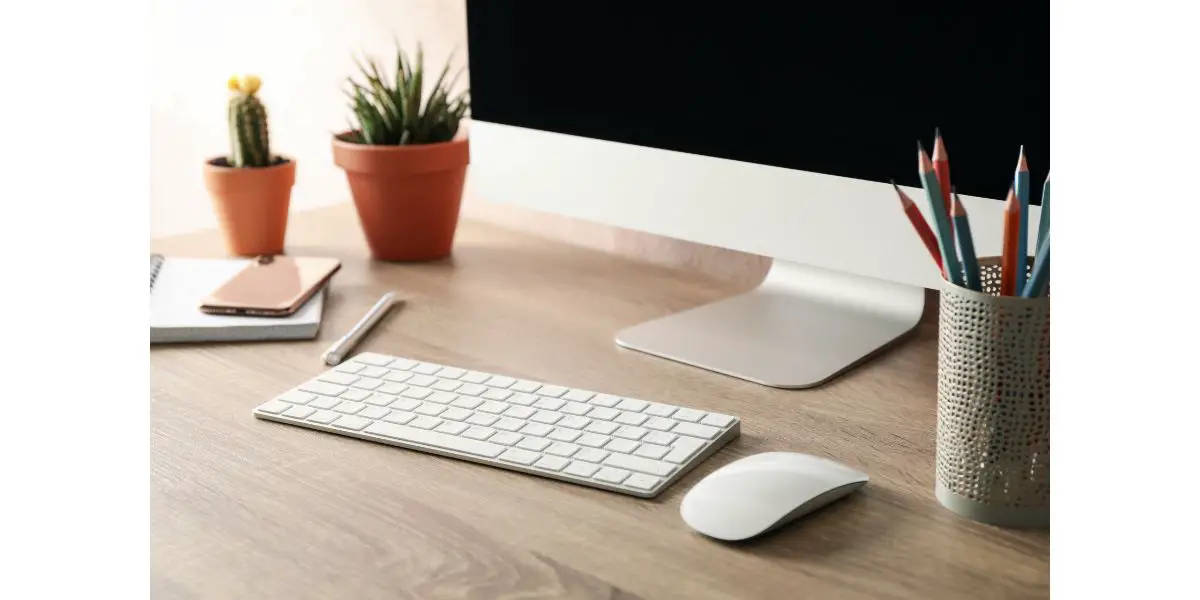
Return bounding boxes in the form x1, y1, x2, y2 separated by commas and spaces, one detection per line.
465, 2, 1049, 388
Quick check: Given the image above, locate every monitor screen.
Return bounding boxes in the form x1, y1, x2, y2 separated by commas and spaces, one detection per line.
466, 2, 1049, 202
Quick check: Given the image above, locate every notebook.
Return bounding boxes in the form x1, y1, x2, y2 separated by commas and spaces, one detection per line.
150, 254, 326, 344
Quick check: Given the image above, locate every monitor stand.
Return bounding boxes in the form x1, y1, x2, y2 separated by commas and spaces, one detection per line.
615, 260, 926, 389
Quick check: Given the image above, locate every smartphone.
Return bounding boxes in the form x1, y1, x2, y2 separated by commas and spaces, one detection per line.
200, 255, 342, 317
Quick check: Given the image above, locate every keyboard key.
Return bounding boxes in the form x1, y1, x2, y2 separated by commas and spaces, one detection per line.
456, 383, 487, 396
634, 444, 670, 460
672, 408, 706, 422
432, 379, 462, 392
615, 412, 649, 426
376, 383, 407, 396
414, 403, 446, 417
307, 396, 340, 410
557, 416, 591, 430
299, 381, 347, 396
672, 422, 721, 440
478, 401, 509, 414
409, 416, 443, 430
510, 380, 542, 393
644, 417, 676, 431
560, 401, 592, 416
548, 428, 582, 443
589, 394, 621, 407
594, 467, 631, 484
389, 397, 422, 411
506, 393, 537, 406
614, 426, 648, 440
306, 410, 339, 424
356, 353, 393, 366
383, 371, 413, 384
616, 398, 649, 412
487, 375, 517, 388
643, 403, 677, 417
467, 413, 499, 427
382, 410, 416, 425
499, 448, 539, 465
494, 418, 525, 432
351, 378, 384, 391
358, 405, 390, 420
517, 437, 552, 452
576, 433, 610, 448
574, 448, 609, 463
519, 423, 554, 437
503, 405, 536, 419
451, 396, 484, 410
401, 388, 433, 400
459, 371, 491, 384
545, 442, 580, 457
437, 367, 467, 379
406, 375, 438, 387
334, 401, 366, 414
279, 391, 317, 405
318, 371, 359, 385
462, 426, 496, 441
440, 407, 473, 422
604, 453, 675, 477
435, 421, 470, 436
701, 414, 736, 428
333, 362, 365, 374
332, 415, 371, 431
585, 421, 619, 435
282, 405, 316, 420
426, 391, 458, 405
364, 421, 504, 458
530, 410, 563, 425
533, 397, 565, 411
483, 388, 513, 401
338, 388, 372, 402
624, 473, 662, 492
587, 407, 619, 421
365, 393, 396, 406
490, 431, 522, 446
386, 357, 418, 370
605, 439, 640, 454
412, 363, 442, 375
359, 366, 391, 378
664, 437, 705, 464
537, 385, 568, 398
564, 461, 601, 478
563, 389, 595, 402
643, 431, 677, 446
534, 456, 570, 472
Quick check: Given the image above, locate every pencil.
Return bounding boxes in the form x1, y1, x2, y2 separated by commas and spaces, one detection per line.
1022, 231, 1050, 297
1014, 146, 1031, 283
892, 180, 944, 273
1000, 187, 1020, 296
918, 142, 962, 285
932, 128, 953, 237
951, 191, 981, 291
1036, 172, 1050, 255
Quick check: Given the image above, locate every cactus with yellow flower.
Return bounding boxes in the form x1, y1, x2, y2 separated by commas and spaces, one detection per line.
227, 74, 273, 167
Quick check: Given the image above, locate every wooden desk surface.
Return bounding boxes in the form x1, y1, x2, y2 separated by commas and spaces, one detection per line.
151, 204, 1049, 600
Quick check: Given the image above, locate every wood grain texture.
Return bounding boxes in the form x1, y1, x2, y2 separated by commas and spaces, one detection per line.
151, 204, 1048, 600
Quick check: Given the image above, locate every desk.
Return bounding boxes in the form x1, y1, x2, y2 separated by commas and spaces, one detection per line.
151, 204, 1049, 599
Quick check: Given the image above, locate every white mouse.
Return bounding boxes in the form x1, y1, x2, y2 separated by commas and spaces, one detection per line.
680, 452, 869, 541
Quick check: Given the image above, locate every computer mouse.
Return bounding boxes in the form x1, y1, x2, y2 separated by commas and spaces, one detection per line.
680, 451, 868, 541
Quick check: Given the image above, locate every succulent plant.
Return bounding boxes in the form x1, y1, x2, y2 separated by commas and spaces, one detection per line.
343, 44, 470, 145
226, 75, 272, 167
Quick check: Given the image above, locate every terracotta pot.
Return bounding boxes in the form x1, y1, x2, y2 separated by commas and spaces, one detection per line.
203, 158, 295, 256
332, 134, 469, 261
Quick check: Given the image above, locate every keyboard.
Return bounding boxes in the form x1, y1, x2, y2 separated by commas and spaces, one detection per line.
252, 352, 741, 498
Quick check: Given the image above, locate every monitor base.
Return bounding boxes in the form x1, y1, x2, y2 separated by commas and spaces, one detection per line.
615, 260, 926, 389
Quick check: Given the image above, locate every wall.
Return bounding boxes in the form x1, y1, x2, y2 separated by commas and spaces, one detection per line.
151, 0, 767, 287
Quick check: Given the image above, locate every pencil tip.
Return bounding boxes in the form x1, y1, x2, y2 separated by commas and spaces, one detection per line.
934, 126, 941, 138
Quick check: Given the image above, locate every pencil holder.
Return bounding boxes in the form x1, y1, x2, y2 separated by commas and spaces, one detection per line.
935, 257, 1049, 529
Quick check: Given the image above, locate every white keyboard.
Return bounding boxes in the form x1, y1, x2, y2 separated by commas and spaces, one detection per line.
253, 352, 741, 498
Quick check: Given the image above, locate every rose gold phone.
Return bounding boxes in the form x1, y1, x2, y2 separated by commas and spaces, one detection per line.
200, 256, 342, 317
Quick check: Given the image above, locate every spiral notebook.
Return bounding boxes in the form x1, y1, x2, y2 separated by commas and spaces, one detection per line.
150, 254, 326, 344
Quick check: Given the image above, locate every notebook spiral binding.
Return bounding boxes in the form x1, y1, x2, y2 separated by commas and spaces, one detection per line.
150, 254, 165, 292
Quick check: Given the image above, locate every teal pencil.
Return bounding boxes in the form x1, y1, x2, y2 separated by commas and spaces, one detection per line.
918, 142, 962, 285
951, 192, 981, 291
1022, 231, 1050, 297
1036, 173, 1050, 255
1014, 147, 1031, 282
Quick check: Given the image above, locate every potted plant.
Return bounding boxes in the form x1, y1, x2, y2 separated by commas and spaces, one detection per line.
203, 75, 295, 256
333, 45, 471, 261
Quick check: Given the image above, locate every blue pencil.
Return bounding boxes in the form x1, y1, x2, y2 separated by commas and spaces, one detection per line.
1022, 231, 1050, 297
918, 143, 962, 286
951, 192, 981, 291
1014, 146, 1031, 283
1036, 173, 1050, 255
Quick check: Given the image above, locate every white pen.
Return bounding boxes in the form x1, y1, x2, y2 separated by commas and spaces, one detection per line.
322, 292, 401, 366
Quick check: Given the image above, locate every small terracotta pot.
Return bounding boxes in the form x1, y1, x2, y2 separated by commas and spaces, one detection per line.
332, 134, 469, 261
203, 158, 295, 256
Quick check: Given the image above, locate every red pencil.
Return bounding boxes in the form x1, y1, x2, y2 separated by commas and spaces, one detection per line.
1000, 187, 1020, 296
892, 180, 945, 274
932, 129, 953, 236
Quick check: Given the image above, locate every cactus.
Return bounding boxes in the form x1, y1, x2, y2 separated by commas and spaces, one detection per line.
227, 75, 272, 167
343, 43, 470, 145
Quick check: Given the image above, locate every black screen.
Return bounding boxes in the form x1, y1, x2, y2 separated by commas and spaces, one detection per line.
466, 2, 1048, 202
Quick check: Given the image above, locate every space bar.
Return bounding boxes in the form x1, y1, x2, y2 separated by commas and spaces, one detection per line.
364, 421, 505, 458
